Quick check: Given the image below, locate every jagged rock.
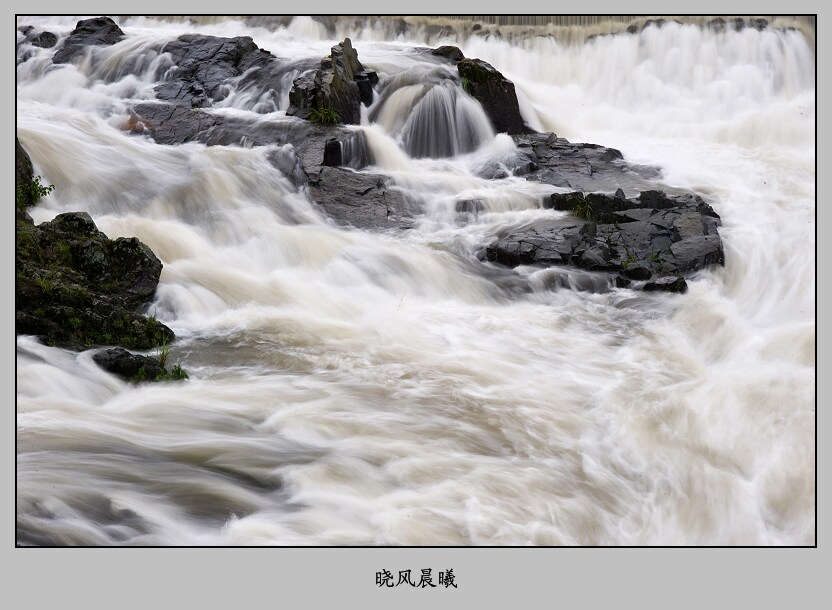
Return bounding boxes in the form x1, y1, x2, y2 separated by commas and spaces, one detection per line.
458, 58, 531, 135
52, 16, 124, 64
483, 189, 723, 290
287, 38, 375, 125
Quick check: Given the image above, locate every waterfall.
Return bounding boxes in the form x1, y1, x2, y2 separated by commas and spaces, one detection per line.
16, 15, 814, 547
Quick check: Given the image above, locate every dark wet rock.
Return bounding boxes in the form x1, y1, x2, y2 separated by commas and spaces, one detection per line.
748, 18, 769, 30
307, 167, 415, 230
52, 16, 124, 64
458, 58, 532, 135
127, 103, 224, 145
483, 190, 723, 290
16, 137, 35, 214
512, 132, 667, 194
92, 347, 163, 381
287, 38, 373, 125
18, 25, 58, 49
355, 69, 379, 106
16, 198, 174, 350
293, 127, 416, 230
154, 34, 282, 109
431, 45, 465, 63
622, 264, 652, 280
644, 276, 688, 293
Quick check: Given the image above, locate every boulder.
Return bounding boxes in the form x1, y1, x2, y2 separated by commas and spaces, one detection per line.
18, 25, 58, 49
16, 208, 174, 350
52, 16, 124, 64
457, 58, 531, 135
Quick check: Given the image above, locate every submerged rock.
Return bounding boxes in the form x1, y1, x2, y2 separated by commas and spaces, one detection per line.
52, 16, 124, 64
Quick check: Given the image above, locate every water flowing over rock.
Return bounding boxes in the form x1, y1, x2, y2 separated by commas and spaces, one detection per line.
17, 25, 58, 64
17, 15, 816, 548
457, 58, 532, 135
52, 16, 124, 64
155, 34, 282, 109
398, 81, 495, 158
18, 25, 58, 49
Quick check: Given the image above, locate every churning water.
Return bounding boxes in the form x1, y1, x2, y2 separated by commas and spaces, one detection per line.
16, 16, 815, 545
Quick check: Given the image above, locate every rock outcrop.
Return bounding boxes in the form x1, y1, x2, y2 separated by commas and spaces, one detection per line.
483, 190, 724, 292
287, 38, 378, 124
16, 211, 175, 349
154, 34, 282, 109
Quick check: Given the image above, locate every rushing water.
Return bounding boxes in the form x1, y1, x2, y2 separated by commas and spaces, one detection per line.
16, 16, 815, 546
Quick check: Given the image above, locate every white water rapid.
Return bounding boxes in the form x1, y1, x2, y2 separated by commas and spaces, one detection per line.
16, 16, 815, 546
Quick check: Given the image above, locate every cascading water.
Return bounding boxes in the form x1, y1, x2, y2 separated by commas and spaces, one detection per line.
16, 15, 814, 546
